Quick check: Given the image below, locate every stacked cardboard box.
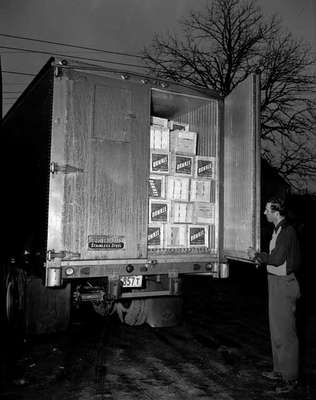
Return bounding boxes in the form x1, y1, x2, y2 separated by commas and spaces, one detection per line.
148, 225, 164, 248
165, 224, 187, 248
148, 117, 169, 248
148, 116, 216, 250
167, 176, 190, 201
149, 175, 166, 198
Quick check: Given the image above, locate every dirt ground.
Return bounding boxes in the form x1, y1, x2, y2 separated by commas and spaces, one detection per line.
1, 264, 315, 400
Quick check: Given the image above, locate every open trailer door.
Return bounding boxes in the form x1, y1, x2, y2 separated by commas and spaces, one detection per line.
223, 74, 261, 261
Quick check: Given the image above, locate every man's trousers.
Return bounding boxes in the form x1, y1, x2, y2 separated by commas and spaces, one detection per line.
268, 273, 300, 381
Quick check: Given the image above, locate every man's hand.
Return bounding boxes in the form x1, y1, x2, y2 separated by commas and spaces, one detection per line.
247, 247, 257, 260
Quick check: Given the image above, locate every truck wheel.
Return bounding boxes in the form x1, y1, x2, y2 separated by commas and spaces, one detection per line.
1, 265, 25, 383
5, 269, 26, 333
123, 299, 147, 326
24, 276, 71, 335
6, 274, 18, 324
0, 264, 12, 329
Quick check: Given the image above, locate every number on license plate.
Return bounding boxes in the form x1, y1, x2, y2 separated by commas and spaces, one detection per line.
120, 275, 143, 288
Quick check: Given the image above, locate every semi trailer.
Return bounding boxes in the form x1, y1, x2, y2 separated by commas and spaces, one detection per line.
0, 57, 260, 334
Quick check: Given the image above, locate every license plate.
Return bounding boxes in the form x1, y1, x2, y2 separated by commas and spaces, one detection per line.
120, 275, 143, 288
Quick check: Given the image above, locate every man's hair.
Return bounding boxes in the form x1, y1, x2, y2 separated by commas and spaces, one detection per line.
267, 197, 286, 217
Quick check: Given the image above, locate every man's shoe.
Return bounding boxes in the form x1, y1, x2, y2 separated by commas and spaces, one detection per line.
275, 379, 298, 394
262, 371, 282, 381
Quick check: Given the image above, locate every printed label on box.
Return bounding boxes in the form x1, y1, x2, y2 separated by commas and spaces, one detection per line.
148, 225, 164, 248
150, 151, 169, 174
195, 156, 216, 179
174, 155, 193, 176
188, 226, 209, 247
167, 176, 190, 201
149, 200, 169, 223
165, 224, 187, 247
190, 179, 211, 202
149, 175, 165, 198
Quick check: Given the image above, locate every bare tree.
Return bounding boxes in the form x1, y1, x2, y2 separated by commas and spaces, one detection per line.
143, 0, 316, 191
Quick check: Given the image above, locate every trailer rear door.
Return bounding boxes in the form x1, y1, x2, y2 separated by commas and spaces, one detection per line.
223, 74, 260, 261
47, 70, 150, 260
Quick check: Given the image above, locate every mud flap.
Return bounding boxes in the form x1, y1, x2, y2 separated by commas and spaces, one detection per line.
25, 276, 71, 335
146, 296, 183, 328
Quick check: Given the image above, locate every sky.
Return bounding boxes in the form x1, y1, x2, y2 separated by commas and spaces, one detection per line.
1, 0, 315, 116
0, 0, 315, 193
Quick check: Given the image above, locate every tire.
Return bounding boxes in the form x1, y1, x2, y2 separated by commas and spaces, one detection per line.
124, 299, 147, 326
5, 269, 26, 332
0, 264, 25, 383
0, 262, 10, 329
6, 275, 18, 325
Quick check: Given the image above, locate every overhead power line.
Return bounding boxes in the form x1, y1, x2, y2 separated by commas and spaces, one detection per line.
0, 45, 146, 69
2, 69, 35, 76
3, 83, 28, 86
0, 33, 144, 59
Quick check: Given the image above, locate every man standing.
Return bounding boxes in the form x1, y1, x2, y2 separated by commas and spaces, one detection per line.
248, 198, 301, 395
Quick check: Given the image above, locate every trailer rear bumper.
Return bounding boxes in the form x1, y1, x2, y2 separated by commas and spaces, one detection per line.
58, 256, 218, 281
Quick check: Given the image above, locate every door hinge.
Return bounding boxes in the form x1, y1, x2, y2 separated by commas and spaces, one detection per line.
47, 249, 81, 261
50, 162, 84, 175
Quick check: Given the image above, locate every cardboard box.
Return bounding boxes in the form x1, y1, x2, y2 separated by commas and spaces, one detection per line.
190, 179, 211, 202
166, 176, 190, 201
150, 151, 170, 174
165, 224, 187, 247
172, 154, 194, 176
171, 202, 194, 224
149, 199, 170, 223
148, 224, 164, 248
195, 156, 216, 179
151, 116, 169, 128
188, 225, 209, 247
150, 125, 170, 151
194, 202, 215, 225
169, 120, 189, 132
170, 130, 197, 155
149, 175, 166, 198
